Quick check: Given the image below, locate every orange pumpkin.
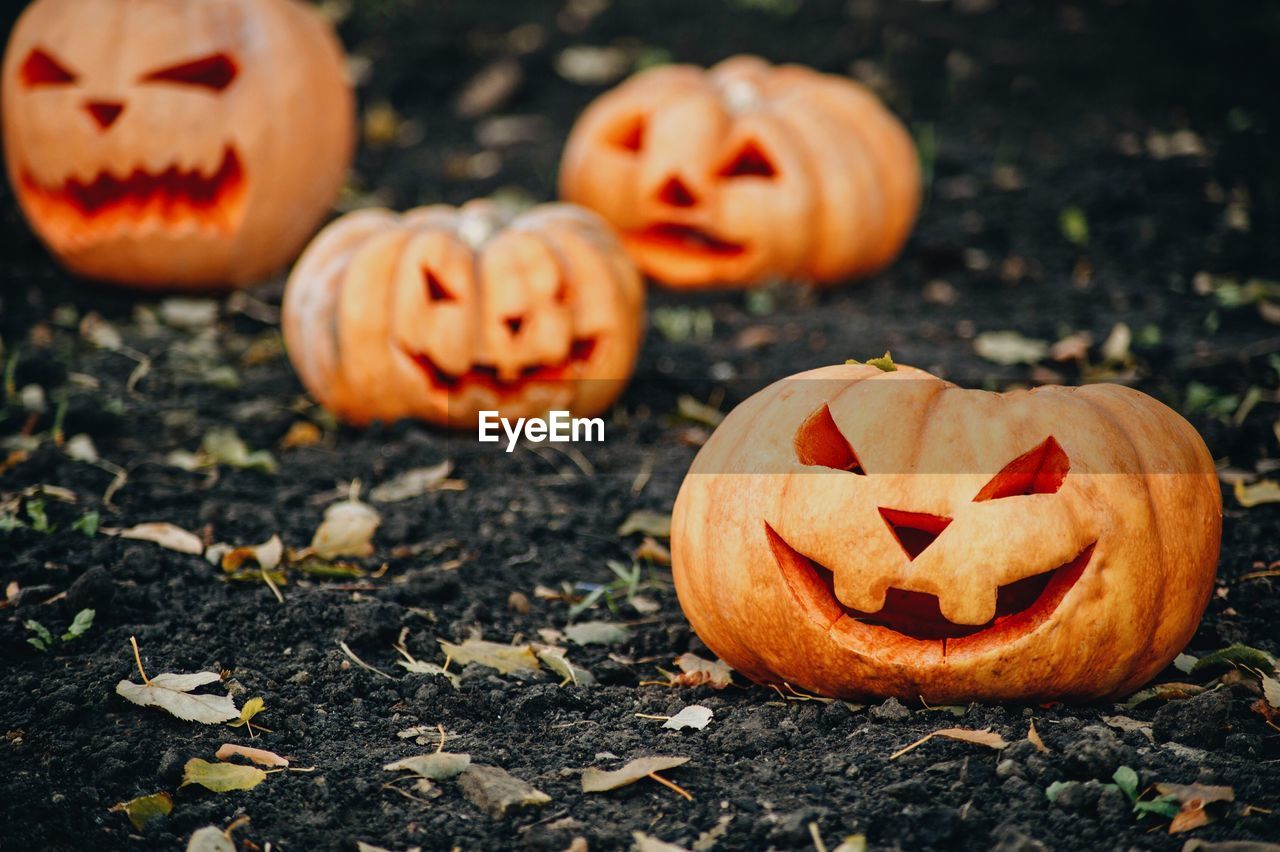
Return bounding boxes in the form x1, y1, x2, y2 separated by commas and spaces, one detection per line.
560, 55, 920, 289
671, 363, 1221, 702
282, 201, 645, 428
2, 0, 355, 290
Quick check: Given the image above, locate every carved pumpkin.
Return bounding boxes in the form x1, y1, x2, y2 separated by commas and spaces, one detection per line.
671, 363, 1222, 702
281, 201, 645, 428
559, 55, 920, 289
2, 0, 355, 290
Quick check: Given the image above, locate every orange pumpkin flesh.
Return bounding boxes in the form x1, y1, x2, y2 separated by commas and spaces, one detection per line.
671, 363, 1222, 703
560, 55, 920, 289
282, 201, 645, 429
2, 0, 355, 290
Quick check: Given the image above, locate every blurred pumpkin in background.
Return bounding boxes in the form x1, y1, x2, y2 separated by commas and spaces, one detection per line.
2, 0, 355, 290
560, 55, 920, 289
671, 362, 1221, 702
282, 201, 645, 429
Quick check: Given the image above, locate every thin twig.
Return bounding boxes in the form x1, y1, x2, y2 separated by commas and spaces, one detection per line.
129, 636, 151, 685
261, 566, 285, 604
337, 640, 395, 679
808, 821, 828, 852
647, 771, 693, 801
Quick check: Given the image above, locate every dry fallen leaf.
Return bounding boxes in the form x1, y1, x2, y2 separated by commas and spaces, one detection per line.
662, 705, 713, 731
536, 645, 595, 686
617, 510, 672, 538
215, 743, 288, 768
116, 672, 239, 724
311, 497, 381, 558
633, 536, 672, 565
564, 621, 632, 646
890, 727, 1009, 760
1027, 720, 1048, 753
369, 461, 465, 502
582, 756, 690, 793
1234, 478, 1280, 508
632, 832, 689, 852
181, 758, 267, 792
398, 658, 462, 689
109, 791, 173, 831
384, 752, 472, 780
1155, 783, 1234, 834
220, 535, 284, 572
186, 826, 236, 852
112, 522, 204, 555
439, 638, 540, 676
668, 653, 734, 689
974, 330, 1049, 365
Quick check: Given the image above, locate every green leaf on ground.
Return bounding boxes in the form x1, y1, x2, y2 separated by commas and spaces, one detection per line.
181, 758, 267, 792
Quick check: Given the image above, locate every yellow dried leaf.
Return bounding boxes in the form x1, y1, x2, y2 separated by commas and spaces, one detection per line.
181, 758, 267, 792
439, 638, 540, 676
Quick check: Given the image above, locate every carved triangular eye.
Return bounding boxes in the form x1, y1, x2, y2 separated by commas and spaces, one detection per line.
142, 54, 238, 91
21, 48, 77, 86
423, 268, 455, 302
974, 437, 1068, 501
794, 404, 864, 474
608, 115, 646, 153
718, 140, 777, 178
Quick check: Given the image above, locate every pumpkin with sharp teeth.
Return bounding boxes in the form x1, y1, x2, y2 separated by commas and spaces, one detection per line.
281, 200, 645, 428
2, 0, 355, 290
670, 363, 1222, 702
559, 55, 920, 289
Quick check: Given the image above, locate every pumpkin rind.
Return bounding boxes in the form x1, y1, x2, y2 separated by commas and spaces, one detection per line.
281, 201, 645, 428
670, 364, 1222, 702
2, 0, 355, 289
559, 55, 920, 289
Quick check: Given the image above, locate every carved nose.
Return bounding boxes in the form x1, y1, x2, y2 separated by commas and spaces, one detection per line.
504, 315, 524, 336
85, 100, 124, 130
879, 508, 952, 561
657, 176, 698, 208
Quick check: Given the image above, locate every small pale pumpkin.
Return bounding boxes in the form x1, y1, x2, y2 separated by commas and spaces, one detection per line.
282, 201, 645, 428
671, 362, 1222, 702
2, 0, 355, 289
560, 55, 920, 289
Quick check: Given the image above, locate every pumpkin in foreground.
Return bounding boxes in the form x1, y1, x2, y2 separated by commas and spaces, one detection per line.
671, 363, 1222, 702
560, 55, 920, 289
2, 0, 355, 290
282, 201, 645, 429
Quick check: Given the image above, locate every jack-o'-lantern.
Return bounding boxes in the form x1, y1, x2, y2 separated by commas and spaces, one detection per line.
671, 363, 1222, 702
2, 0, 355, 290
559, 56, 920, 289
282, 201, 645, 428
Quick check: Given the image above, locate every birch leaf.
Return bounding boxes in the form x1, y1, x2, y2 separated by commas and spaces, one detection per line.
369, 461, 465, 502
669, 653, 734, 689
181, 758, 267, 792
564, 621, 632, 646
113, 523, 204, 555
536, 646, 596, 686
582, 756, 690, 793
311, 498, 381, 558
384, 752, 471, 780
663, 705, 713, 731
109, 791, 173, 831
398, 659, 461, 689
116, 672, 239, 724
439, 638, 540, 676
215, 743, 288, 767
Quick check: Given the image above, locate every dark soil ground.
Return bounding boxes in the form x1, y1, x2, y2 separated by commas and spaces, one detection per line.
3, 1, 1280, 850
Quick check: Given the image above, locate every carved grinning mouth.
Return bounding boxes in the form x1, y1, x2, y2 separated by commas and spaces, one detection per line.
19, 145, 247, 234
402, 337, 598, 395
764, 522, 1093, 650
627, 223, 746, 258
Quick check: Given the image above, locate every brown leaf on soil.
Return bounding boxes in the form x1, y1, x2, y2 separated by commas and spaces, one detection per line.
215, 743, 288, 768
279, 421, 323, 449
439, 638, 540, 676
890, 727, 1009, 760
633, 536, 672, 565
1027, 720, 1048, 753
667, 654, 734, 689
1155, 783, 1234, 835
581, 756, 690, 793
